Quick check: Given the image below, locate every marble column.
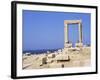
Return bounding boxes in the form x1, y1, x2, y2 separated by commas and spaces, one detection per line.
78, 23, 82, 43
65, 24, 68, 43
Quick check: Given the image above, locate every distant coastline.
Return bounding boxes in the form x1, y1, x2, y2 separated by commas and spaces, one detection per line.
23, 48, 62, 54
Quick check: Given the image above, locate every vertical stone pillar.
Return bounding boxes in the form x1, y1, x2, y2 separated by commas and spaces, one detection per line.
64, 24, 68, 43
78, 23, 82, 43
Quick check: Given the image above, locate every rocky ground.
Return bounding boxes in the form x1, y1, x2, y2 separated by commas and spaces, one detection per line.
22, 47, 91, 69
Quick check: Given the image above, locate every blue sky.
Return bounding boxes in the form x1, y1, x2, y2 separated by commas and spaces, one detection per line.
23, 10, 91, 51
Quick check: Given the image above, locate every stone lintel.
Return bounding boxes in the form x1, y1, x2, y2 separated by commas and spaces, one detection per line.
64, 20, 82, 24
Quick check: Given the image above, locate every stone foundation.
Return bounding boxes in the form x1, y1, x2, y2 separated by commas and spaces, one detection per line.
75, 43, 83, 47
64, 43, 72, 48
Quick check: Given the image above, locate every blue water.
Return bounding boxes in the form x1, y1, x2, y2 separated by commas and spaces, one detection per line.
23, 49, 61, 54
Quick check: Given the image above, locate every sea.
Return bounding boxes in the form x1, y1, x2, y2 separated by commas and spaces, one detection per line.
23, 49, 61, 54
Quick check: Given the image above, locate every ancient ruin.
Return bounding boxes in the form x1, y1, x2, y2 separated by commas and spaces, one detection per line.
64, 20, 83, 48
22, 20, 91, 69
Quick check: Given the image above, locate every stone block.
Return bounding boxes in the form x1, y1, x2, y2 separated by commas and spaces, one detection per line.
75, 43, 83, 47
64, 43, 72, 48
